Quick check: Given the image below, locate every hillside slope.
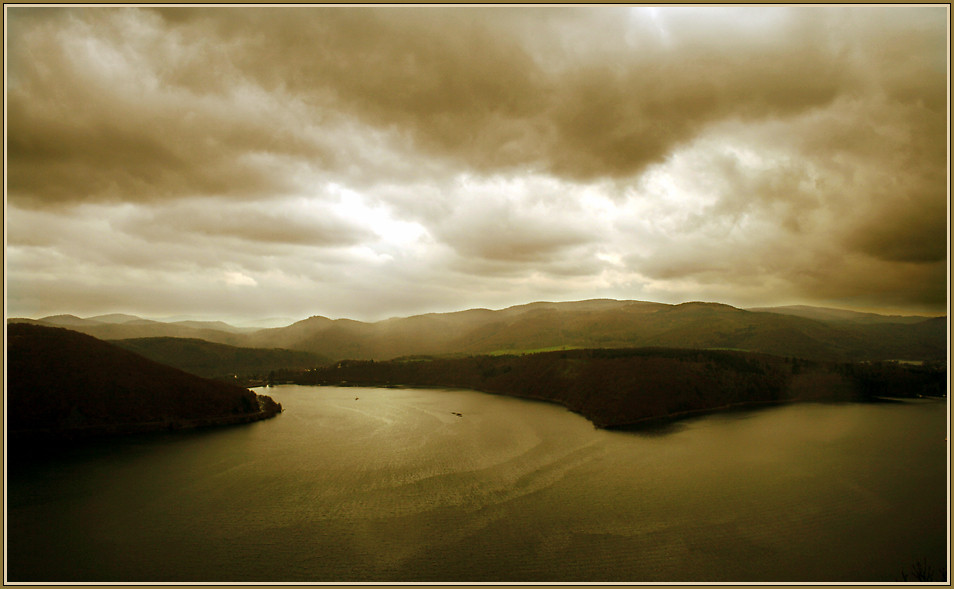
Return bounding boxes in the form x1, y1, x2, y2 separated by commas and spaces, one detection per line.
111, 337, 328, 379
6, 323, 282, 443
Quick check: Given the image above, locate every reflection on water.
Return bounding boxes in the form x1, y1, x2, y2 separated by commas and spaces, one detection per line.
6, 385, 948, 582
609, 418, 689, 436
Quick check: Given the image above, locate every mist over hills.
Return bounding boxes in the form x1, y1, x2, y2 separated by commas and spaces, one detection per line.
11, 314, 252, 345
247, 300, 946, 364
9, 299, 947, 367
745, 305, 937, 325
88, 313, 151, 324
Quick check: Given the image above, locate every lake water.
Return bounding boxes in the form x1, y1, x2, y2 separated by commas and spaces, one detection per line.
5, 385, 948, 582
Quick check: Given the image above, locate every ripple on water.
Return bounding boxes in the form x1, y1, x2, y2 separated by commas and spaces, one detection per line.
6, 386, 947, 582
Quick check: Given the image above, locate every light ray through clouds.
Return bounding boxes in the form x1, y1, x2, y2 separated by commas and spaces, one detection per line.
4, 5, 948, 322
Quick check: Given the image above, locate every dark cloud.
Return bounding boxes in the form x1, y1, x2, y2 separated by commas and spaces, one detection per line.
847, 196, 948, 264
787, 97, 946, 267
228, 7, 857, 181
10, 6, 929, 205
6, 8, 333, 206
786, 254, 948, 312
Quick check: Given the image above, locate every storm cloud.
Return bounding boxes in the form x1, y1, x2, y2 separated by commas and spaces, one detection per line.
5, 6, 948, 322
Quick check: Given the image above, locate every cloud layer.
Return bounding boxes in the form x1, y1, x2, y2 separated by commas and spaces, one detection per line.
5, 6, 948, 321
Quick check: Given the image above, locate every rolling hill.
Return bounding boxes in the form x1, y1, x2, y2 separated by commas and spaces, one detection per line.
247, 300, 946, 363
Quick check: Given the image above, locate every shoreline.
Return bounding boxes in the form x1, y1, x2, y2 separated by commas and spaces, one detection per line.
296, 381, 802, 430
295, 381, 946, 431
7, 405, 283, 444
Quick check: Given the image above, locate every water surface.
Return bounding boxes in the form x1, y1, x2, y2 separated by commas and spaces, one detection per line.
6, 385, 948, 582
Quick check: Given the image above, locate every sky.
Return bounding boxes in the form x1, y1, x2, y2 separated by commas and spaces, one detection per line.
4, 6, 950, 324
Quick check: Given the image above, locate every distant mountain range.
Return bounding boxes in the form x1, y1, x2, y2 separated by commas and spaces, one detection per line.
745, 305, 937, 325
10, 314, 254, 345
237, 300, 948, 363
7, 323, 282, 444
9, 299, 947, 367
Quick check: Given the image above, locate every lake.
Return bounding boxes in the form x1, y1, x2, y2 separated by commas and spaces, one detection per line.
5, 385, 948, 582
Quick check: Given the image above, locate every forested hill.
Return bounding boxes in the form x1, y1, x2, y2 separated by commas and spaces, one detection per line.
6, 323, 282, 443
111, 337, 328, 379
283, 348, 946, 429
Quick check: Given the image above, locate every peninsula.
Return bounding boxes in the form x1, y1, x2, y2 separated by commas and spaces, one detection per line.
7, 323, 282, 445
281, 347, 945, 428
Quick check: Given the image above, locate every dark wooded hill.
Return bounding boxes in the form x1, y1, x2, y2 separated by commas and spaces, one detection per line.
6, 323, 282, 444
111, 337, 328, 379
283, 348, 946, 429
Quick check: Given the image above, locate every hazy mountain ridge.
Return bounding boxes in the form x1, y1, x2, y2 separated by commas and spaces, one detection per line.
88, 313, 153, 324
9, 314, 252, 346
9, 299, 947, 365
168, 320, 257, 334
6, 323, 282, 443
746, 305, 939, 324
246, 300, 946, 363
